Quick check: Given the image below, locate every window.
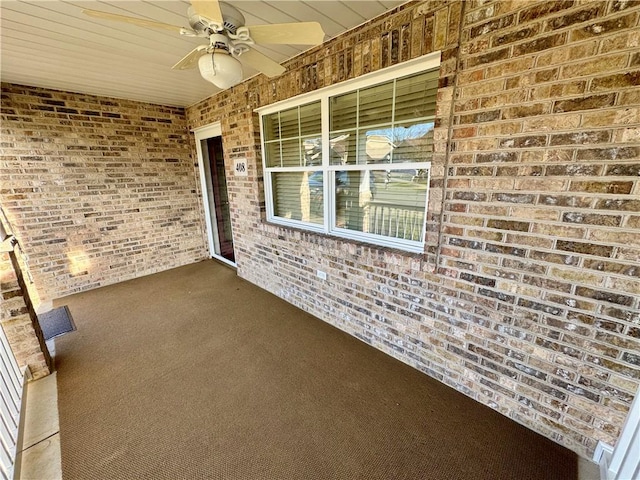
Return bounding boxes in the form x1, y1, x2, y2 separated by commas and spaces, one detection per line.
259, 52, 440, 253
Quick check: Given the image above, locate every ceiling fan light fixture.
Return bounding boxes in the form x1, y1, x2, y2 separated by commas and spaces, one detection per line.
198, 50, 243, 89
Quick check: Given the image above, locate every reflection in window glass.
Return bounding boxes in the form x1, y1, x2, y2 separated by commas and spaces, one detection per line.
261, 59, 439, 251
360, 129, 394, 165
391, 121, 435, 163
335, 169, 428, 241
303, 137, 322, 166
330, 132, 356, 166
272, 171, 323, 224
329, 75, 436, 168
264, 101, 321, 169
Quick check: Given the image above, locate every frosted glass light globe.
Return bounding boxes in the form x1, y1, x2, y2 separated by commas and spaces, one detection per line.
198, 51, 243, 89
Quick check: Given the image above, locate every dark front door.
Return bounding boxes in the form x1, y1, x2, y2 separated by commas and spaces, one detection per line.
207, 136, 235, 263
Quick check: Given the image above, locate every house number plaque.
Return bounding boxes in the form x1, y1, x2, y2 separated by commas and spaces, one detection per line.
234, 158, 248, 177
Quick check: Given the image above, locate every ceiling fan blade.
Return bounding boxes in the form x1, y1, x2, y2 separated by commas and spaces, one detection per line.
82, 9, 185, 33
249, 22, 325, 45
237, 49, 285, 78
172, 45, 209, 70
190, 0, 224, 25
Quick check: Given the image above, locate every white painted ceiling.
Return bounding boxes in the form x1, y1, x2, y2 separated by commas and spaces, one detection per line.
0, 1, 406, 107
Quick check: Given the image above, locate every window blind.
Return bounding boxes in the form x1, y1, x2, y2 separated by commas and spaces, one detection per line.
260, 55, 440, 252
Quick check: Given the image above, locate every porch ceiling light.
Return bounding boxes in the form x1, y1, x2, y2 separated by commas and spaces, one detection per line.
198, 50, 243, 90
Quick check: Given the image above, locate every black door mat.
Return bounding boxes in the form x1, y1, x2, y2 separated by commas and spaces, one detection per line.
38, 305, 76, 340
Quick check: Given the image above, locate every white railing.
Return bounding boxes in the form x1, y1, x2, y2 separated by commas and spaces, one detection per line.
595, 387, 640, 480
0, 325, 26, 480
368, 201, 424, 241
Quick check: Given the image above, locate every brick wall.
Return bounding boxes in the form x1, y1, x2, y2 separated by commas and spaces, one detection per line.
0, 85, 208, 304
186, 0, 640, 458
0, 0, 637, 460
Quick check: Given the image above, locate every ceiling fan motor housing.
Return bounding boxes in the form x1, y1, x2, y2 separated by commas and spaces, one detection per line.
187, 2, 245, 34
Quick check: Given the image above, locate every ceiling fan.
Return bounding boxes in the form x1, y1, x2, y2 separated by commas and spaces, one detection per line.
82, 0, 326, 89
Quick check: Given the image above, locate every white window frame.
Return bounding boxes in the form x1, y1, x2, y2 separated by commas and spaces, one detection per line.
257, 51, 441, 253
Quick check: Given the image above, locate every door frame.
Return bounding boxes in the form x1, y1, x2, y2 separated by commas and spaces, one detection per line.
193, 122, 236, 267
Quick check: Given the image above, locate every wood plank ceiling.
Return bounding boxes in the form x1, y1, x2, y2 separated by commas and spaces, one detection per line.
0, 1, 406, 107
